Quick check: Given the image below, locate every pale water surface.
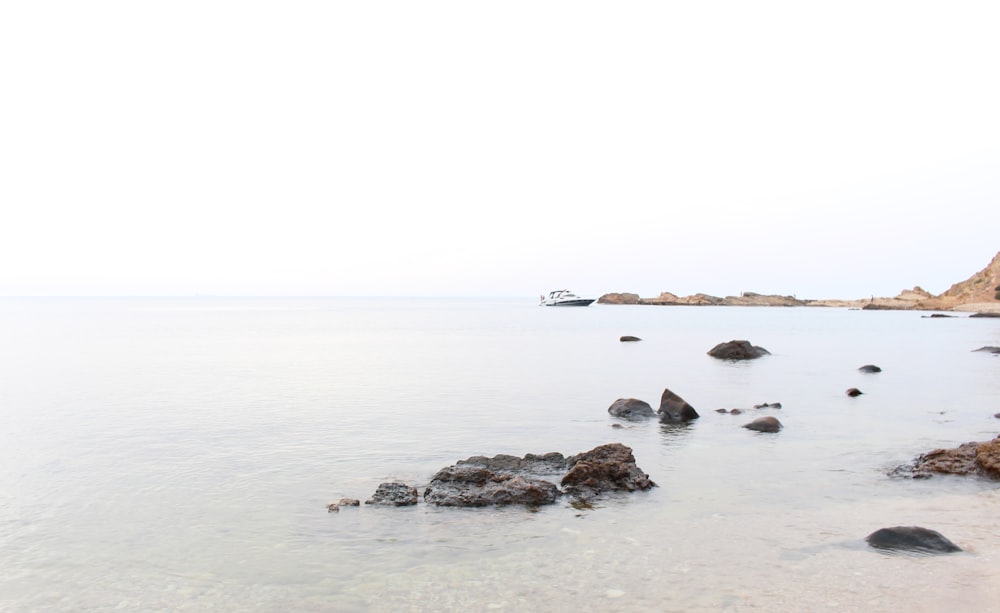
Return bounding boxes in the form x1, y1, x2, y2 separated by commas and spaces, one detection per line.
1, 298, 999, 612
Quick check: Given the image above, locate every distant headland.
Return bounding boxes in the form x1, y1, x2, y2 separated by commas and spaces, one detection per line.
598, 250, 1000, 313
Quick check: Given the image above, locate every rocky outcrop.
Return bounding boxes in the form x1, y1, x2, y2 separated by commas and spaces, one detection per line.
973, 346, 1000, 354
895, 436, 1000, 479
657, 388, 699, 422
366, 483, 419, 506
865, 526, 962, 554
938, 250, 1000, 305
707, 340, 770, 360
608, 398, 655, 420
560, 443, 656, 501
743, 416, 782, 432
597, 293, 640, 304
419, 444, 654, 507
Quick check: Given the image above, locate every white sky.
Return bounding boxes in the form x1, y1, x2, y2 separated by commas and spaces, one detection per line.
2, 1, 998, 298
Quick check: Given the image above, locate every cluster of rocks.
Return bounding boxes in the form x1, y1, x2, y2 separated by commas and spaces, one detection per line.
351, 443, 655, 509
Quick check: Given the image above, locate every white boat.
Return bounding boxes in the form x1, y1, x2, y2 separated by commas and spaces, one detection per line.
539, 289, 595, 307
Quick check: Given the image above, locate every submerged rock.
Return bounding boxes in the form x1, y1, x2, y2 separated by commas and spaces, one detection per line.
753, 402, 782, 409
707, 340, 770, 360
366, 482, 419, 506
561, 443, 656, 501
657, 388, 699, 422
743, 416, 782, 432
858, 364, 882, 373
608, 398, 656, 420
865, 526, 962, 554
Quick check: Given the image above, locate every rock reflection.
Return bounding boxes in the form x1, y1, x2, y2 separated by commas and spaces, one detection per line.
659, 420, 696, 443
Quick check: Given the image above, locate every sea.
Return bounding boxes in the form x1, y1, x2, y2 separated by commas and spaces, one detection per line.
1, 297, 999, 612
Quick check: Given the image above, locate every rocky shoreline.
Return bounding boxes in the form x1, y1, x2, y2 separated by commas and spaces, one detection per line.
597, 250, 1000, 312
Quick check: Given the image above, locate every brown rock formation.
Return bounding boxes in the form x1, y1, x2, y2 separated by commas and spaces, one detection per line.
899, 436, 1000, 479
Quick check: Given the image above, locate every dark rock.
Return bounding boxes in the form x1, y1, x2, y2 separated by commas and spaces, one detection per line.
423, 466, 561, 507
619, 335, 642, 342
657, 388, 699, 422
327, 503, 340, 513
743, 416, 782, 432
970, 312, 1000, 318
338, 498, 360, 506
561, 443, 655, 501
455, 452, 568, 476
729, 408, 743, 415
994, 412, 1000, 419
973, 346, 1000, 354
366, 482, 419, 506
715, 408, 728, 413
611, 423, 624, 429
753, 402, 782, 409
846, 388, 863, 397
707, 340, 770, 360
858, 364, 882, 373
865, 526, 962, 554
923, 313, 954, 318
608, 398, 655, 420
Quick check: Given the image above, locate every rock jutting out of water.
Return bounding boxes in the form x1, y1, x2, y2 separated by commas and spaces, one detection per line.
858, 364, 882, 373
374, 444, 658, 508
892, 435, 1000, 479
608, 398, 656, 420
865, 526, 962, 554
707, 340, 770, 360
365, 482, 419, 506
743, 416, 782, 433
619, 335, 642, 342
657, 388, 699, 422
973, 346, 1000, 354
846, 388, 863, 397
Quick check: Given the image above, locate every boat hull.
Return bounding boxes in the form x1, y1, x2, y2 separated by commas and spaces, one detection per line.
544, 299, 595, 307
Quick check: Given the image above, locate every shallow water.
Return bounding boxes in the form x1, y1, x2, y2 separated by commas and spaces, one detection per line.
1, 298, 999, 611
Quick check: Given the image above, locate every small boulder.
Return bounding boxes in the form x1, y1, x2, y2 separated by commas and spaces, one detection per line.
753, 402, 782, 409
743, 416, 782, 432
657, 388, 699, 422
366, 482, 419, 506
846, 388, 863, 397
608, 398, 655, 420
707, 340, 770, 360
561, 443, 655, 501
865, 526, 962, 554
619, 335, 642, 342
858, 364, 882, 373
338, 498, 360, 506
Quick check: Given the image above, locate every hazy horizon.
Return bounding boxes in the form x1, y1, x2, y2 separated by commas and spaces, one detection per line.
3, 2, 998, 300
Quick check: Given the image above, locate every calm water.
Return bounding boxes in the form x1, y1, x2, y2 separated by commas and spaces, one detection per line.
1, 297, 999, 612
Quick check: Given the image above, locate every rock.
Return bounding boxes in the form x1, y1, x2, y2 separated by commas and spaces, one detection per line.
729, 408, 743, 415
561, 443, 656, 501
975, 437, 1000, 478
743, 416, 782, 432
455, 452, 569, 476
619, 335, 642, 342
338, 498, 360, 506
865, 526, 962, 554
366, 482, 419, 506
923, 313, 954, 318
973, 346, 1000, 354
970, 312, 1000, 318
858, 364, 882, 373
994, 412, 1000, 419
423, 466, 561, 507
327, 503, 340, 512
597, 293, 640, 305
707, 340, 770, 360
656, 388, 699, 422
846, 388, 863, 397
608, 398, 655, 420
715, 408, 728, 413
753, 402, 782, 409
899, 436, 1000, 479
